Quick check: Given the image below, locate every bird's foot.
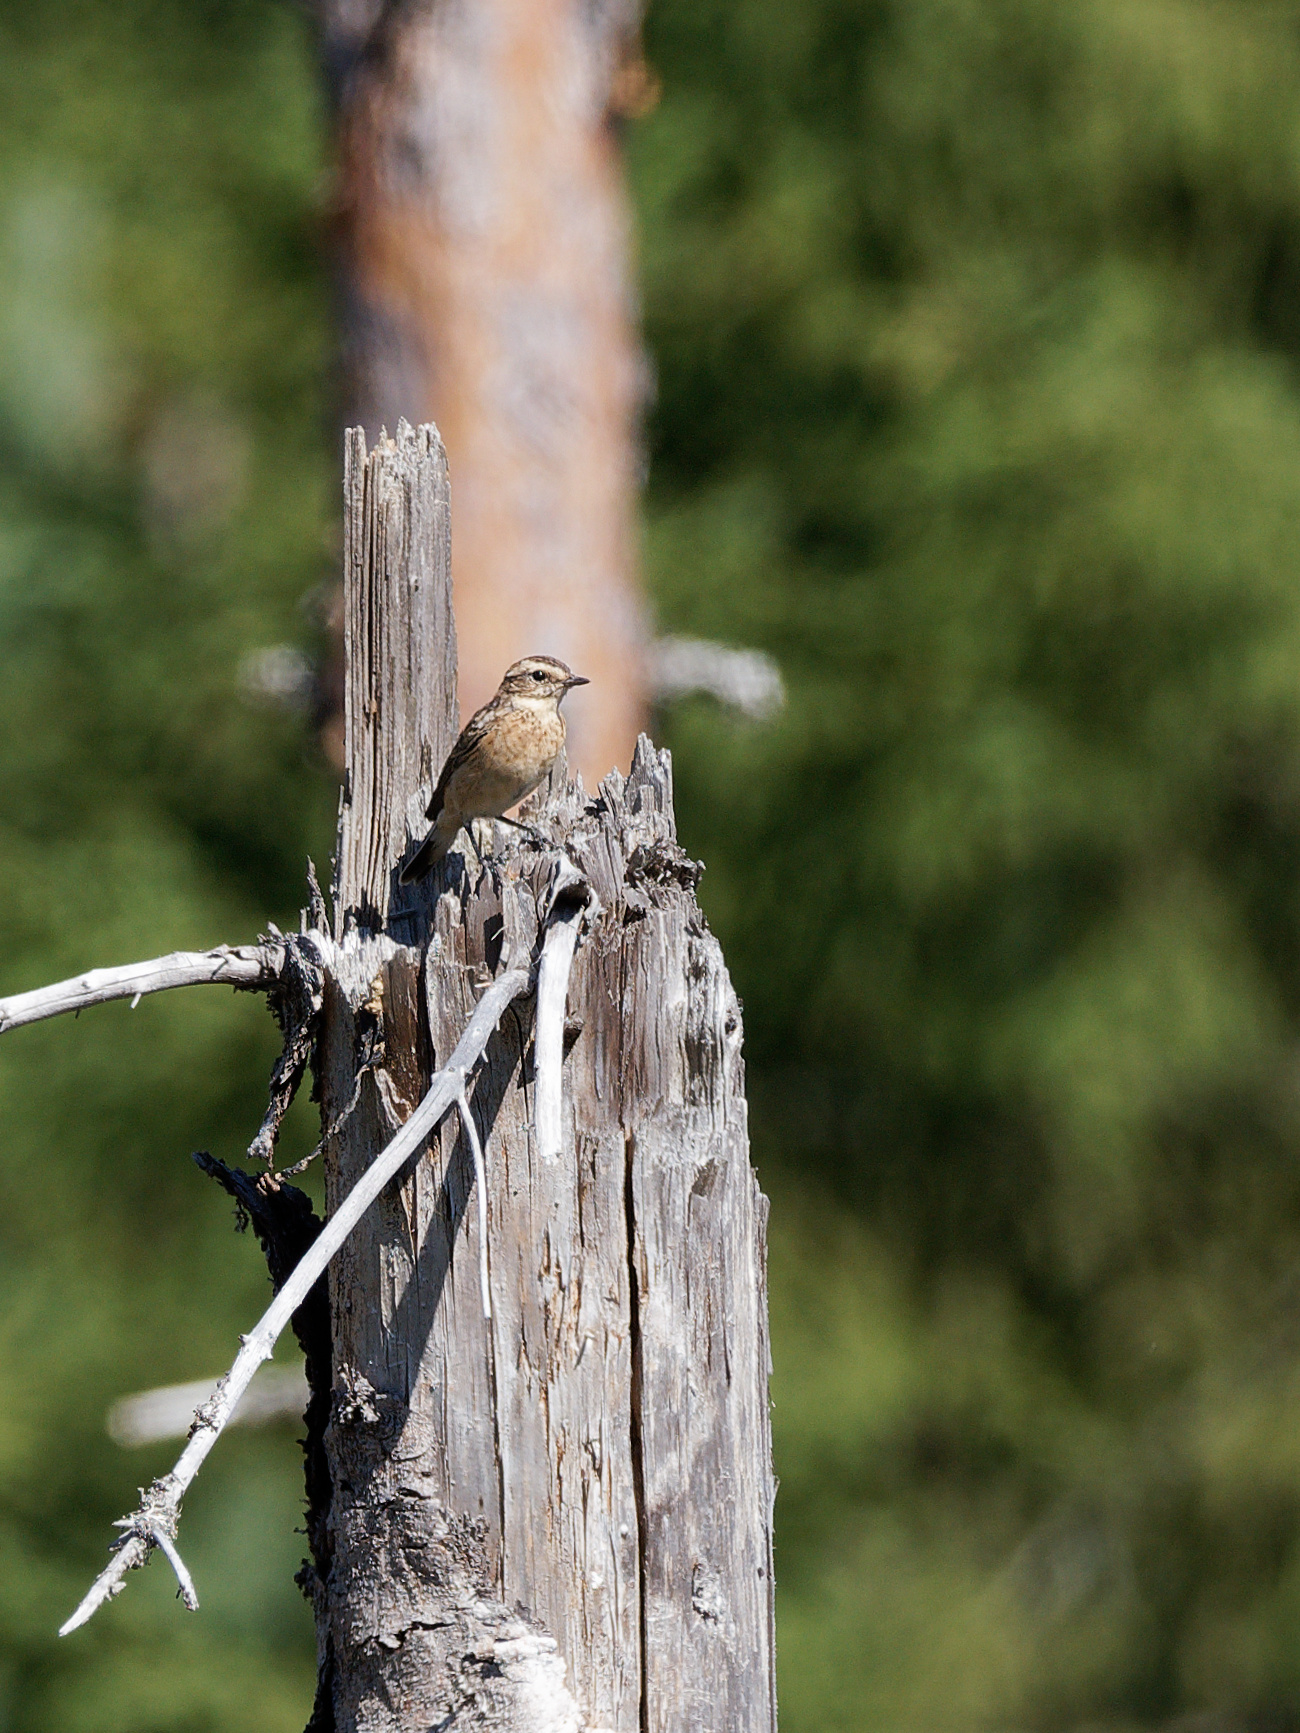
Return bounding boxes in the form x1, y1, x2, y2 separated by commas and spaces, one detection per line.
495, 816, 549, 848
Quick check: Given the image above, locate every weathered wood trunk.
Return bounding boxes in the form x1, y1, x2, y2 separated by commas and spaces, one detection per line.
311, 421, 776, 1731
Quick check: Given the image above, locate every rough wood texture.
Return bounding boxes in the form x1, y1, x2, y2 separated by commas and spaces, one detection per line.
316, 422, 775, 1732
335, 419, 456, 933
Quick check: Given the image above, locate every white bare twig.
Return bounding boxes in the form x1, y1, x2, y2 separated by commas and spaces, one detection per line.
60, 857, 592, 1637
148, 1524, 199, 1611
456, 1083, 492, 1320
0, 945, 281, 1035
534, 859, 592, 1164
59, 960, 532, 1637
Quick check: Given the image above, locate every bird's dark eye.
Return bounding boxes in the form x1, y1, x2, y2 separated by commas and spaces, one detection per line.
531, 670, 546, 681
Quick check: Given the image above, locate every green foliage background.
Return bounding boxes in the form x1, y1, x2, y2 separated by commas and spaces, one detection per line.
4, 0, 1300, 1727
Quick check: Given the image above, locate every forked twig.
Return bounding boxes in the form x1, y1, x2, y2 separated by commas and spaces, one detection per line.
148, 1523, 199, 1611
58, 854, 592, 1637
59, 961, 532, 1636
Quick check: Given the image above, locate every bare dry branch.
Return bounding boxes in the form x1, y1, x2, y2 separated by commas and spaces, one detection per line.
534, 860, 593, 1164
60, 957, 534, 1637
0, 945, 283, 1035
148, 1524, 199, 1611
456, 1083, 492, 1321
1, 932, 327, 1172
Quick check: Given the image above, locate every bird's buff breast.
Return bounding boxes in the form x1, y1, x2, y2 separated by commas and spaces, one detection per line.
447, 706, 565, 818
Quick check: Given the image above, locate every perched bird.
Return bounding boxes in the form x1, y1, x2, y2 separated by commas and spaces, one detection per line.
398, 655, 589, 884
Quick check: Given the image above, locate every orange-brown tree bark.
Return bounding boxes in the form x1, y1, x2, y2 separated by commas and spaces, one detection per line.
319, 0, 651, 783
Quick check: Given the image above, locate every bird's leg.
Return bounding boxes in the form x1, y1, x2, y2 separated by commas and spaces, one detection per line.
495, 815, 549, 848
460, 822, 483, 869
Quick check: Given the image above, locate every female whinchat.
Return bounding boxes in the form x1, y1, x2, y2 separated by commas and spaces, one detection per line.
398, 655, 589, 883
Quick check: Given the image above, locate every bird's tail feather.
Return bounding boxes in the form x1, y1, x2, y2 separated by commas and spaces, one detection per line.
398, 826, 448, 885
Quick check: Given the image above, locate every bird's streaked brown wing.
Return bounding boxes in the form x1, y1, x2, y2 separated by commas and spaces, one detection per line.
424, 698, 503, 823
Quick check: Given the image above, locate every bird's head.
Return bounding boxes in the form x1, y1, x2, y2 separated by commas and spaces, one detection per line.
498, 655, 590, 704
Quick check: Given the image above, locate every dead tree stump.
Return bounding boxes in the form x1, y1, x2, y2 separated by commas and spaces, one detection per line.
313, 420, 775, 1732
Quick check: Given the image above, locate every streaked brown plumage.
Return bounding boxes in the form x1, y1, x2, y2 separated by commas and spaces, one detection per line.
398, 655, 589, 883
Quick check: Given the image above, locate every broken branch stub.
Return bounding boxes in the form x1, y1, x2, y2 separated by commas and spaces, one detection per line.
247, 932, 327, 1166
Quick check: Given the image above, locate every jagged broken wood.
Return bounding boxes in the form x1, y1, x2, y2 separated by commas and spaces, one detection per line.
247, 923, 328, 1166
307, 424, 775, 1733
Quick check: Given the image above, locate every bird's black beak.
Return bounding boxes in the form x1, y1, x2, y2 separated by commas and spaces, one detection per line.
565, 674, 590, 688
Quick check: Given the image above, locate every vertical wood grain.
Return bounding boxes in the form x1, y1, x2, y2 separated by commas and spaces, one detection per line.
317, 423, 774, 1733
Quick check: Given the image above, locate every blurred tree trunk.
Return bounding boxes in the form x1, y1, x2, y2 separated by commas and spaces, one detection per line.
316, 0, 652, 784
